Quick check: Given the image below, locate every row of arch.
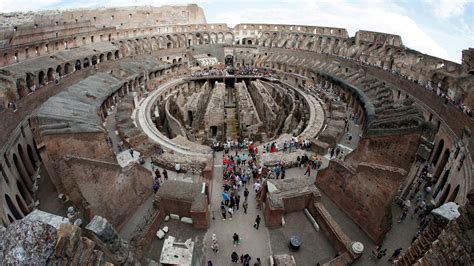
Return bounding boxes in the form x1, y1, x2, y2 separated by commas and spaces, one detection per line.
16, 50, 120, 99
1, 124, 42, 225
11, 29, 233, 101
258, 50, 468, 206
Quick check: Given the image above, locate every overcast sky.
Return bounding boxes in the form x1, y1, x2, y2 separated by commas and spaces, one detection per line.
0, 0, 472, 63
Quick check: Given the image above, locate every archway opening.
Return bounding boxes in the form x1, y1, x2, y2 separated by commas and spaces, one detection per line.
114, 50, 119, 59
91, 55, 98, 65
75, 60, 82, 71
38, 71, 46, 86
438, 184, 451, 206
210, 126, 218, 137
5, 194, 22, 220
18, 144, 34, 177
447, 185, 460, 203
431, 139, 444, 166
47, 68, 54, 82
64, 63, 72, 74
56, 65, 62, 77
26, 73, 34, 90
15, 194, 29, 216
83, 58, 90, 68
433, 148, 450, 181
434, 168, 450, 198
13, 153, 31, 190
188, 110, 193, 127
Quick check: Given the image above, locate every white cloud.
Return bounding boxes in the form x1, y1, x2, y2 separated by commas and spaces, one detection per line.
429, 0, 468, 18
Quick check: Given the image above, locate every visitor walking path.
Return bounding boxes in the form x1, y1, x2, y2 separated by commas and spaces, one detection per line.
204, 151, 272, 265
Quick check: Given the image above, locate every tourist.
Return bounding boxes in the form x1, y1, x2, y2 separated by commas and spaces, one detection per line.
222, 191, 230, 205
235, 194, 241, 210
208, 260, 213, 266
175, 162, 181, 174
304, 163, 311, 176
129, 148, 134, 158
221, 202, 227, 220
211, 233, 219, 253
228, 205, 234, 220
152, 181, 160, 193
253, 181, 261, 193
154, 168, 161, 182
162, 168, 168, 180
254, 215, 261, 229
281, 168, 286, 179
397, 209, 408, 223
254, 258, 261, 266
231, 251, 239, 263
371, 245, 382, 259
243, 254, 252, 266
233, 233, 240, 246
388, 247, 403, 261
377, 248, 387, 259
243, 200, 248, 214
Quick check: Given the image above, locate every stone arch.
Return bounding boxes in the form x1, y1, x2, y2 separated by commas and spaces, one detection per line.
99, 53, 105, 62
13, 153, 32, 190
18, 144, 34, 177
447, 184, 460, 203
47, 67, 54, 82
26, 73, 34, 91
106, 52, 112, 61
75, 60, 82, 71
434, 168, 450, 198
64, 63, 72, 74
16, 78, 27, 98
433, 148, 450, 181
91, 55, 98, 65
56, 65, 62, 77
5, 194, 22, 220
114, 50, 120, 59
83, 57, 90, 68
15, 194, 29, 216
438, 184, 451, 206
431, 139, 444, 166
38, 71, 46, 86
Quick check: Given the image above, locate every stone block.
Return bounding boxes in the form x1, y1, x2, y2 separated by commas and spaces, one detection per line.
170, 214, 180, 220
181, 217, 193, 224
156, 230, 165, 239
162, 226, 169, 233
165, 215, 170, 222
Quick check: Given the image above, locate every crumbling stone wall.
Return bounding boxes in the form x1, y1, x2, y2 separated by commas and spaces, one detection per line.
235, 81, 262, 136
317, 160, 407, 243
203, 81, 225, 139
40, 132, 151, 230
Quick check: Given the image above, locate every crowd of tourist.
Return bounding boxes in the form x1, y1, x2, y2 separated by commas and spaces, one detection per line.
189, 66, 274, 78
337, 53, 473, 120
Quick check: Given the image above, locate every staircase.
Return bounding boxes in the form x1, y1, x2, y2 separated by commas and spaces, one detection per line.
224, 107, 239, 140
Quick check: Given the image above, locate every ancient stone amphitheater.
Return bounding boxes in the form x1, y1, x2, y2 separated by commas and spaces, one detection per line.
0, 4, 472, 265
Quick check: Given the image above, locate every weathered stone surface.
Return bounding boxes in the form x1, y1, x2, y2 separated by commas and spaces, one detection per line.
156, 229, 165, 239
85, 216, 121, 253
2, 220, 58, 265
23, 209, 70, 230
180, 217, 193, 224
431, 202, 460, 224
258, 149, 307, 168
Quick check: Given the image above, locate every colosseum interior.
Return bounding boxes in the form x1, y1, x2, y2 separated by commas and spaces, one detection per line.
0, 3, 473, 266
